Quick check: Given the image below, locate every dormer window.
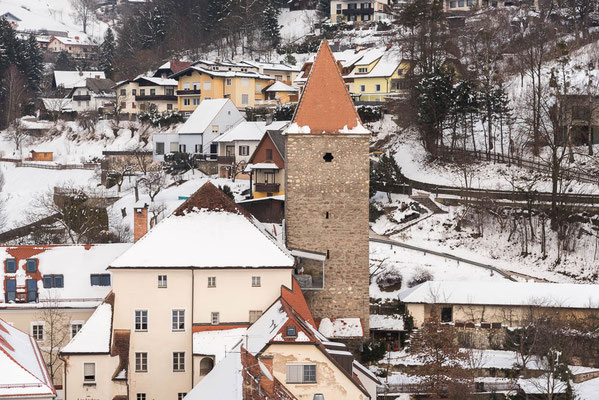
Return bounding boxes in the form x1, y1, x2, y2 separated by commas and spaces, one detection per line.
358, 67, 368, 73
6, 259, 16, 273
286, 326, 297, 337
26, 259, 37, 273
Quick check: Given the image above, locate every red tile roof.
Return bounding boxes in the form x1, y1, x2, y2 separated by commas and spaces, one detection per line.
292, 40, 362, 134
281, 277, 314, 327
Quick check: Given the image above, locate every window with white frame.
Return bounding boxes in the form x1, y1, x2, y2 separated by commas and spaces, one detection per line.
249, 310, 262, 323
207, 276, 216, 288
136, 394, 146, 400
83, 362, 96, 382
158, 275, 167, 288
241, 78, 249, 87
71, 322, 83, 338
172, 310, 185, 331
183, 98, 191, 106
135, 310, 148, 331
241, 94, 249, 105
251, 276, 261, 287
358, 67, 368, 73
286, 364, 316, 384
211, 312, 219, 325
203, 81, 211, 90
239, 145, 250, 156
135, 352, 148, 372
192, 98, 201, 106
170, 142, 179, 153
31, 323, 44, 341
173, 352, 185, 372
183, 82, 190, 90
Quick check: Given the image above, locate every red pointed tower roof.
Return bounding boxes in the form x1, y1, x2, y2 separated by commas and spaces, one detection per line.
289, 40, 368, 135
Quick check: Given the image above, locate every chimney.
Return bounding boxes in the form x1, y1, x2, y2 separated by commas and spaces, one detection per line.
133, 204, 148, 242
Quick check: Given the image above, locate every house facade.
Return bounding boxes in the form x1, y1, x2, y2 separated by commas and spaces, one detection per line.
47, 36, 96, 59
567, 94, 599, 145
285, 40, 371, 332
68, 78, 116, 113
330, 0, 393, 23
247, 130, 287, 198
152, 98, 244, 161
53, 71, 106, 90
115, 76, 178, 116
0, 244, 131, 394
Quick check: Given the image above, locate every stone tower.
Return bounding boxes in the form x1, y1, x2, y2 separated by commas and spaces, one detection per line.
285, 40, 370, 333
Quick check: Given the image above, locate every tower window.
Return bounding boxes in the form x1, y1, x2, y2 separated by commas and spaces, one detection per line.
326, 250, 330, 259
325, 212, 329, 219
323, 152, 334, 162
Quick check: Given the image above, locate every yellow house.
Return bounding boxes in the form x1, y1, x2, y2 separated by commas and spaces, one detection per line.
346, 50, 411, 103
262, 81, 300, 104
169, 61, 274, 115
114, 76, 178, 116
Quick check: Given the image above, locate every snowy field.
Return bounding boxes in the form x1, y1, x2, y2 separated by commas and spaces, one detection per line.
278, 9, 318, 43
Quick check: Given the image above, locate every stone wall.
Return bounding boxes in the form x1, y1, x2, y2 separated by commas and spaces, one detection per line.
285, 133, 370, 331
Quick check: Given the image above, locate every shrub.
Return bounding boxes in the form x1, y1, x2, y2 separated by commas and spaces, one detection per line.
376, 268, 402, 292
357, 105, 383, 123
218, 184, 234, 199
361, 340, 386, 363
407, 268, 433, 288
138, 110, 183, 127
369, 202, 383, 222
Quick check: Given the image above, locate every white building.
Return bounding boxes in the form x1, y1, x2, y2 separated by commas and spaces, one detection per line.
68, 78, 116, 113
152, 98, 244, 161
53, 71, 106, 90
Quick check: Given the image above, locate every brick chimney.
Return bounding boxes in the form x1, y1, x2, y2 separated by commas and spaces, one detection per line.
133, 204, 148, 243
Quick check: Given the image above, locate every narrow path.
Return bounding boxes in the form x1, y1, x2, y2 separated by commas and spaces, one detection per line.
369, 231, 552, 283
410, 192, 447, 214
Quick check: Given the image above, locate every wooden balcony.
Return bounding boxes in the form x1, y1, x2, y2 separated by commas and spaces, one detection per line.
255, 183, 280, 193
342, 7, 374, 15
73, 95, 91, 101
217, 155, 236, 164
136, 95, 177, 101
177, 89, 202, 96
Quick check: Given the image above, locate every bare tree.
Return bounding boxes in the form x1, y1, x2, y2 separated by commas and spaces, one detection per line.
37, 292, 70, 384
70, 0, 97, 34
5, 119, 28, 155
139, 167, 167, 202
2, 65, 28, 129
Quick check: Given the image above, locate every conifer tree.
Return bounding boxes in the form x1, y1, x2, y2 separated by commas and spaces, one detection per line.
22, 34, 43, 92
262, 0, 281, 49
99, 28, 116, 79
54, 51, 77, 71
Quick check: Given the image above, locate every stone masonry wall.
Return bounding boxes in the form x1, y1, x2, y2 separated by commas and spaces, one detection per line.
285, 134, 370, 332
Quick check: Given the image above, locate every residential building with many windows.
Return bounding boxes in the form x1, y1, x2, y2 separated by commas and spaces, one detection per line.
114, 76, 178, 117
330, 0, 393, 23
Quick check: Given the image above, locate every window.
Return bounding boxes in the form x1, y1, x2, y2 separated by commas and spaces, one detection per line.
120, 89, 126, 96
43, 275, 64, 288
170, 142, 179, 153
212, 125, 219, 134
26, 259, 37, 273
135, 310, 148, 331
173, 352, 185, 372
323, 152, 334, 162
239, 145, 250, 156
252, 276, 261, 287
158, 275, 167, 288
249, 310, 262, 323
166, 88, 174, 95
5, 258, 16, 273
363, 13, 370, 21
83, 363, 96, 383
132, 89, 137, 96
192, 82, 201, 90
241, 78, 249, 87
207, 277, 216, 288
192, 98, 201, 106
27, 279, 37, 303
183, 82, 190, 90
360, 85, 366, 92
195, 144, 202, 153
132, 102, 136, 109
32, 323, 44, 341
241, 94, 249, 105
140, 89, 146, 96
178, 394, 187, 400
211, 312, 219, 325
167, 103, 173, 110
137, 394, 146, 400
5, 279, 16, 302
441, 307, 453, 323
336, 3, 342, 13
172, 310, 185, 331
90, 274, 110, 286
135, 352, 148, 372
286, 364, 316, 384
149, 88, 156, 95
156, 142, 165, 155
265, 149, 273, 160
179, 144, 187, 153
375, 84, 381, 92
71, 322, 83, 338
358, 67, 368, 73
184, 98, 191, 106
121, 102, 126, 109
226, 78, 232, 86
286, 326, 297, 337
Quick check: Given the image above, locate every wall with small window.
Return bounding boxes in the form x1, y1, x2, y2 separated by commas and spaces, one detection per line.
62, 354, 127, 400
268, 343, 369, 400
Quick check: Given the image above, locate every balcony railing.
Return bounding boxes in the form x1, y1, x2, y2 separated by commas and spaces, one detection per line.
255, 183, 280, 193
136, 95, 177, 101
342, 7, 374, 15
73, 95, 91, 101
176, 89, 202, 96
217, 155, 236, 164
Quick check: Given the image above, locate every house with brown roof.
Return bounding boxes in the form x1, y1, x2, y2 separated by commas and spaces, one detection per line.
68, 78, 116, 113
246, 130, 287, 199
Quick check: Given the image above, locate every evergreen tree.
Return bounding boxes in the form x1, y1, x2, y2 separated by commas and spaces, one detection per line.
55, 51, 77, 71
99, 28, 116, 78
21, 34, 43, 92
317, 0, 331, 20
262, 0, 281, 49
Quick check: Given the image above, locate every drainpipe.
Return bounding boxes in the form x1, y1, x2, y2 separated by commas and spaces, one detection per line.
191, 269, 195, 388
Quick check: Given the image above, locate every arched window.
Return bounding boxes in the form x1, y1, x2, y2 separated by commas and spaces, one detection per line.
200, 357, 214, 376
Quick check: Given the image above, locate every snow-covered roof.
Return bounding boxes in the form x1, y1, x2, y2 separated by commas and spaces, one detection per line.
265, 81, 298, 92
0, 318, 55, 398
249, 163, 280, 170
353, 47, 387, 67
178, 99, 239, 135
370, 314, 405, 331
242, 60, 300, 72
50, 36, 94, 46
346, 51, 403, 78
0, 244, 131, 309
214, 121, 289, 143
193, 327, 247, 362
41, 98, 72, 112
399, 281, 599, 309
133, 75, 178, 86
109, 182, 294, 269
61, 300, 113, 354
186, 350, 244, 399
171, 65, 274, 81
54, 71, 106, 89
318, 318, 363, 338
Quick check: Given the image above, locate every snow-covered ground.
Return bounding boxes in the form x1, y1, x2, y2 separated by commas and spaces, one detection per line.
279, 9, 318, 43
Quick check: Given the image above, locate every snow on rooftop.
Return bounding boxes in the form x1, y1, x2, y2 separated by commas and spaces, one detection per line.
319, 318, 363, 338
54, 71, 106, 89
61, 301, 112, 354
185, 349, 243, 400
244, 300, 289, 355
370, 314, 405, 331
0, 319, 54, 397
178, 99, 240, 135
134, 75, 178, 86
193, 327, 247, 362
265, 81, 298, 92
214, 121, 289, 143
399, 281, 599, 308
249, 163, 280, 170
